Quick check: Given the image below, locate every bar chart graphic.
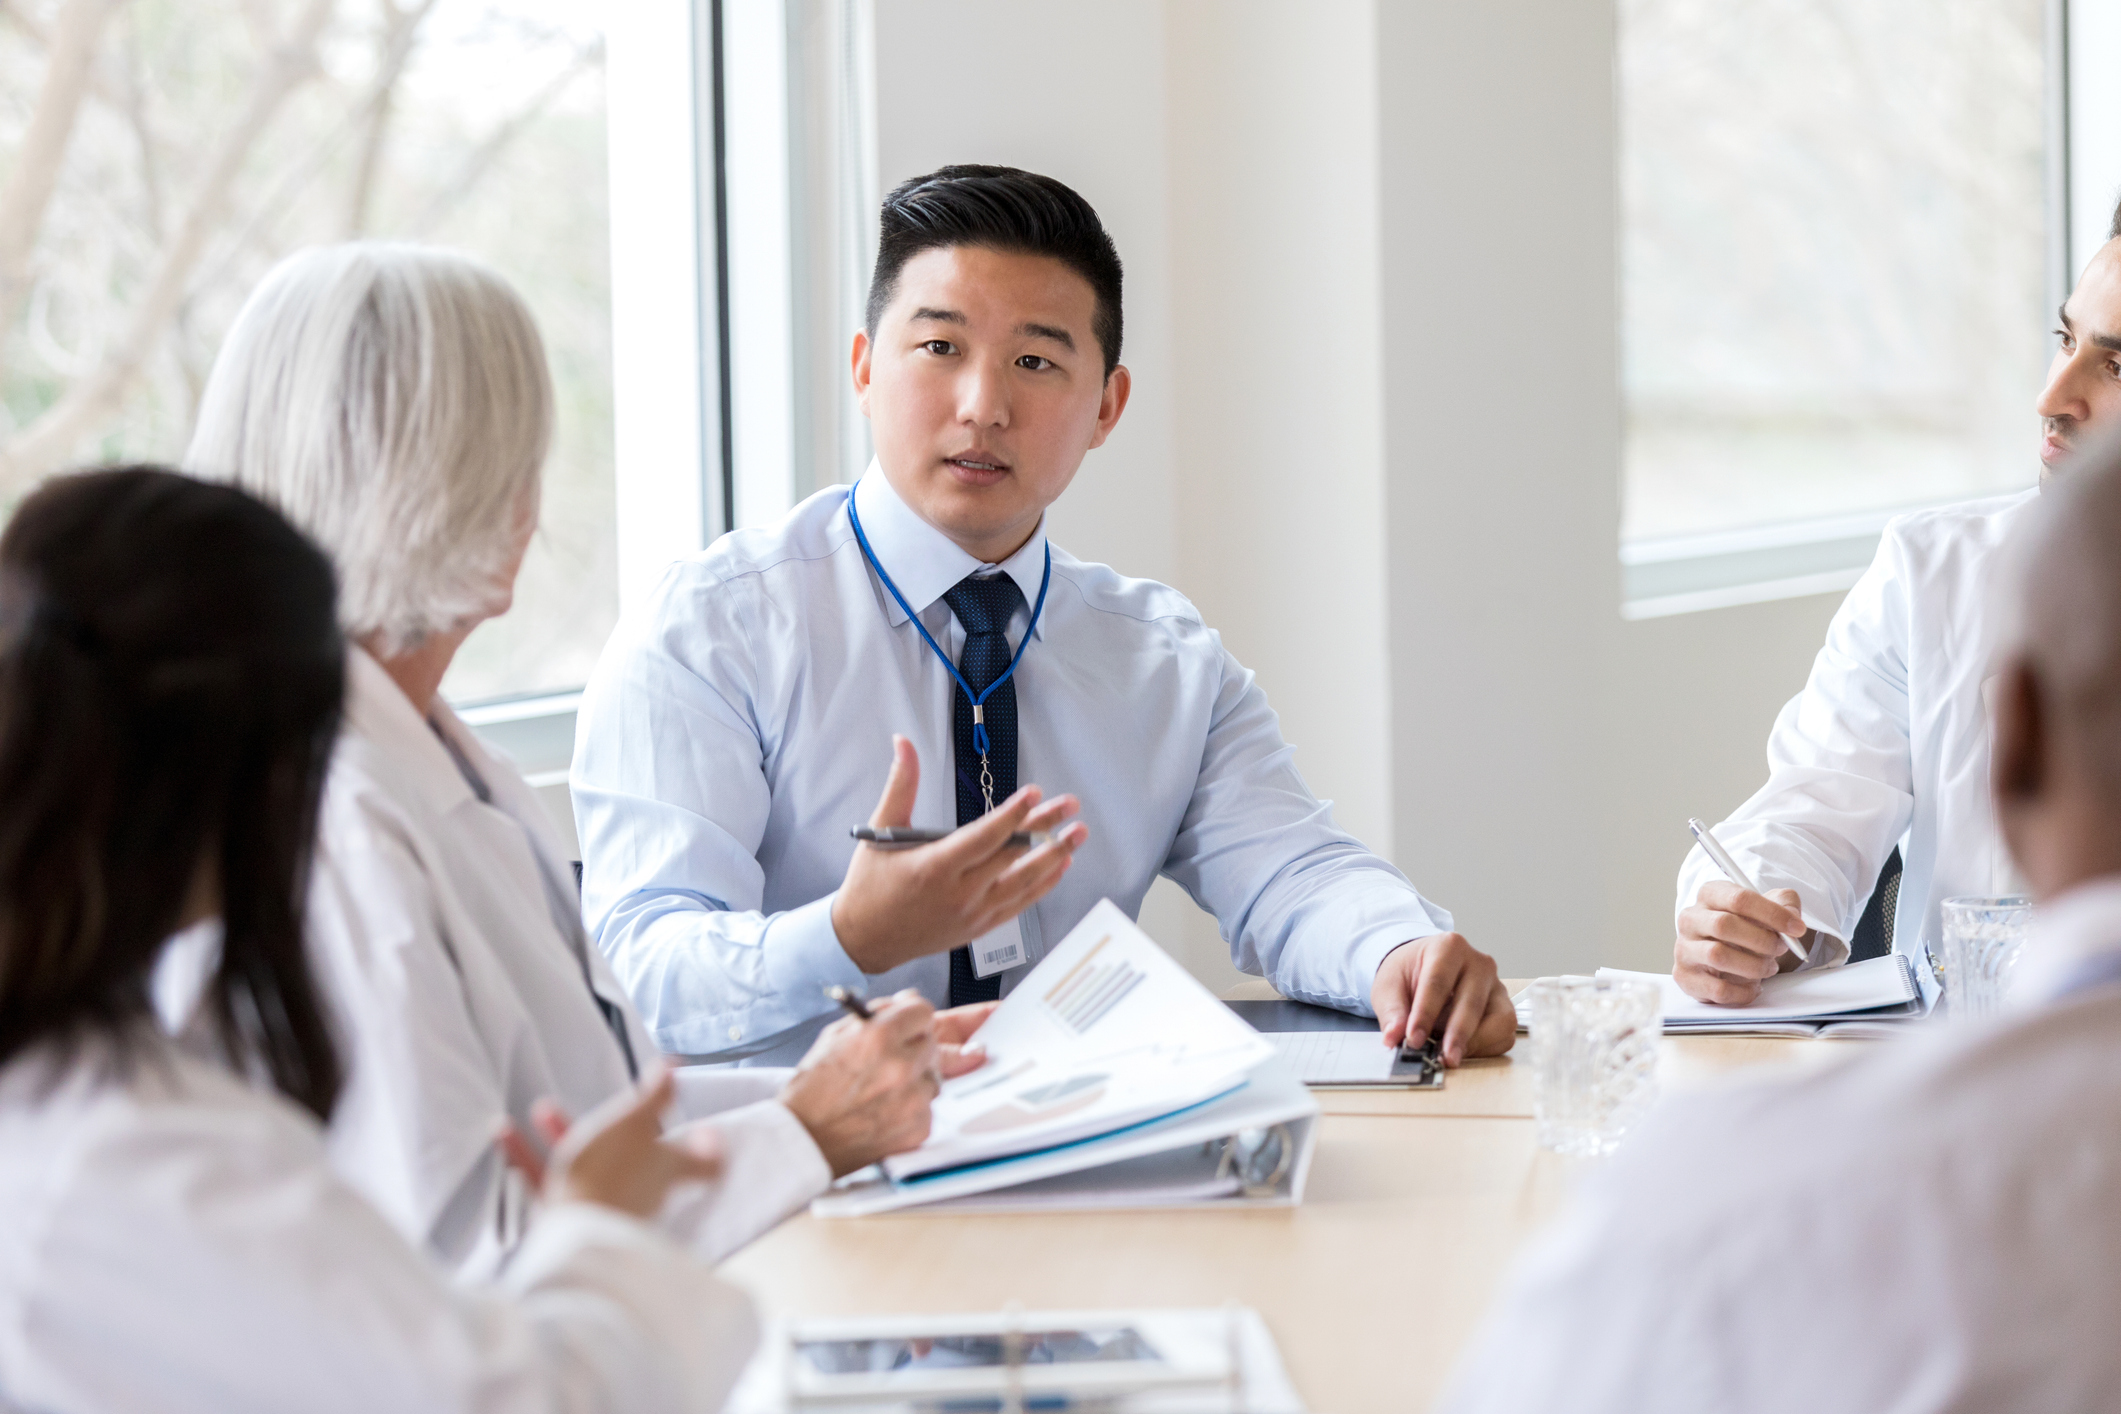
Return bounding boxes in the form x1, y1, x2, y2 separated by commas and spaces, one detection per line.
1040, 934, 1146, 1034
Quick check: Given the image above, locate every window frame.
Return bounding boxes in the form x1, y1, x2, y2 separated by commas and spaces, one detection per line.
454, 1, 730, 770
464, 0, 874, 779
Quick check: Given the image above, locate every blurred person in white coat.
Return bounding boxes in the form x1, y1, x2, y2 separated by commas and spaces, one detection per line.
0, 467, 752, 1414
1441, 423, 2121, 1414
1673, 196, 2121, 1005
177, 243, 985, 1276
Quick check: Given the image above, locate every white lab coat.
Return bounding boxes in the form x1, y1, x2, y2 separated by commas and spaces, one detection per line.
1675, 489, 2039, 991
1439, 878, 2121, 1414
157, 648, 829, 1275
0, 1028, 756, 1414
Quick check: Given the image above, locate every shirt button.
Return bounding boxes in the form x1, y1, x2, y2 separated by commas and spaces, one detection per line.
728, 1026, 742, 1041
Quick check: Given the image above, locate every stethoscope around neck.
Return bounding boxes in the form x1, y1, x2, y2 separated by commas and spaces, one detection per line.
845, 486, 1051, 763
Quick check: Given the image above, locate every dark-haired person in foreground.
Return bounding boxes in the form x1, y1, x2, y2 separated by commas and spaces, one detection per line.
1440, 437, 2121, 1412
1672, 197, 2121, 1006
0, 468, 754, 1413
574, 164, 1515, 1063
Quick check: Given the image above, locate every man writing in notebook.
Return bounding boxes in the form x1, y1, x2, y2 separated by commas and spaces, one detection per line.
573, 165, 1515, 1065
1673, 194, 2121, 1004
1439, 428, 2121, 1413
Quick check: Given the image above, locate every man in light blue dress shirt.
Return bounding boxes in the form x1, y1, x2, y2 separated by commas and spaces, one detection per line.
574, 165, 1517, 1066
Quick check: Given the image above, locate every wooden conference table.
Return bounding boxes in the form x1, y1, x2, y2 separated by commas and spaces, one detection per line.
719, 983, 1868, 1413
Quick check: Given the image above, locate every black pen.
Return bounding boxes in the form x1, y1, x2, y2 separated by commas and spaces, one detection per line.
824, 984, 875, 1021
850, 826, 1056, 849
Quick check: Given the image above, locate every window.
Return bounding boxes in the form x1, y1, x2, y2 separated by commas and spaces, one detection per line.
2067, 0, 2121, 287
0, 0, 613, 702
1619, 0, 2049, 615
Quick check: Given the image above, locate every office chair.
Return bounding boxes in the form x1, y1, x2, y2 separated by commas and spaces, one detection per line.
1845, 847, 1903, 964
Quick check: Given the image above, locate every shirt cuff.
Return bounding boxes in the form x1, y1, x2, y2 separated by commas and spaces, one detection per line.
661, 1099, 832, 1265
672, 1064, 796, 1121
764, 891, 867, 1002
1344, 928, 1446, 1016
1792, 929, 1850, 972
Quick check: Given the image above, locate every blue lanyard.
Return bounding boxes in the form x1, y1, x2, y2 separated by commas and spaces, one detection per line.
845, 488, 1051, 769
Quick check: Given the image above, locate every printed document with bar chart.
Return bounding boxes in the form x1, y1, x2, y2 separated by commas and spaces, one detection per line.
880, 899, 1274, 1182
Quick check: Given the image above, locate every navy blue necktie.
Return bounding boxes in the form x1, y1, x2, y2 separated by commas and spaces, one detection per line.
943, 573, 1024, 1006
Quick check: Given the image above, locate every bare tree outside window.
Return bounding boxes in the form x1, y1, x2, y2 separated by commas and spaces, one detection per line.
0, 0, 614, 701
1621, 0, 2047, 544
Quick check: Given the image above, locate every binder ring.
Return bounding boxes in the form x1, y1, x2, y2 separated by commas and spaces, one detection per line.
1217, 1124, 1293, 1198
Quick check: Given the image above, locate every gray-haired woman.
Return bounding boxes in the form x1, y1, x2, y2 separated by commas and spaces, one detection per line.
176, 243, 981, 1274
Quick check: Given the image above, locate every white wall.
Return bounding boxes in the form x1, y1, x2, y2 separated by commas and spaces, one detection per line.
1164, 0, 1394, 858
872, 0, 1847, 985
873, 0, 1225, 984
875, 0, 1179, 588
1374, 0, 1617, 980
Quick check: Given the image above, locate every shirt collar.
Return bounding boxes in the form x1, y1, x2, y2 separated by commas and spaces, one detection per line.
2011, 876, 2121, 1007
849, 461, 1049, 639
344, 644, 483, 818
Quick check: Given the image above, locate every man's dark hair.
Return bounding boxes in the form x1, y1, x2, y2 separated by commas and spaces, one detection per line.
866, 164, 1124, 377
0, 467, 346, 1120
2111, 191, 2121, 241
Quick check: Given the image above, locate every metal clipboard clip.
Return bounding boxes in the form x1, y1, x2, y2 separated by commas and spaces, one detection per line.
1391, 1035, 1446, 1089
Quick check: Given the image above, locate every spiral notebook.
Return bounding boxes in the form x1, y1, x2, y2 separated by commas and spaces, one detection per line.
1593, 954, 1926, 1037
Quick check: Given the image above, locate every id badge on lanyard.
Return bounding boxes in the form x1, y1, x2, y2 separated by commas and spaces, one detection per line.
847, 489, 1053, 984
969, 917, 1026, 979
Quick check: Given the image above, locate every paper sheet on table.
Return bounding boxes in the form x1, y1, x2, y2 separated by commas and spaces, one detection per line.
1596, 954, 1921, 1027
883, 898, 1273, 1181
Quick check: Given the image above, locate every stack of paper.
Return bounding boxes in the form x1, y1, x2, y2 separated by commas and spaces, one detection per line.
815, 899, 1319, 1217
1595, 954, 1925, 1037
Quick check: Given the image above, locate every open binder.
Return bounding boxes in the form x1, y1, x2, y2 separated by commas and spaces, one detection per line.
813, 900, 1321, 1218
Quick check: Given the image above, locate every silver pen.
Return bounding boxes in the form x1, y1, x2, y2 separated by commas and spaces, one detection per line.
1687, 818, 1810, 962
849, 826, 1056, 849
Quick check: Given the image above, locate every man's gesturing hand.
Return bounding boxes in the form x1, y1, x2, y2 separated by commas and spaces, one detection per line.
831, 736, 1087, 975
1675, 882, 1807, 1006
782, 990, 946, 1177
1371, 933, 1516, 1067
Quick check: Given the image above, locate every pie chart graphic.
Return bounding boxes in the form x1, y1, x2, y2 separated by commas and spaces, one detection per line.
960, 1071, 1109, 1135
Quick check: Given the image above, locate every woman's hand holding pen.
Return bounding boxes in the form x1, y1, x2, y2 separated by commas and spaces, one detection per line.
831, 735, 1087, 975
935, 1000, 999, 1078
783, 990, 946, 1176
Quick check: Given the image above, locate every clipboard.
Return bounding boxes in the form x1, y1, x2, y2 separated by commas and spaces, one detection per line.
1224, 999, 1445, 1088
